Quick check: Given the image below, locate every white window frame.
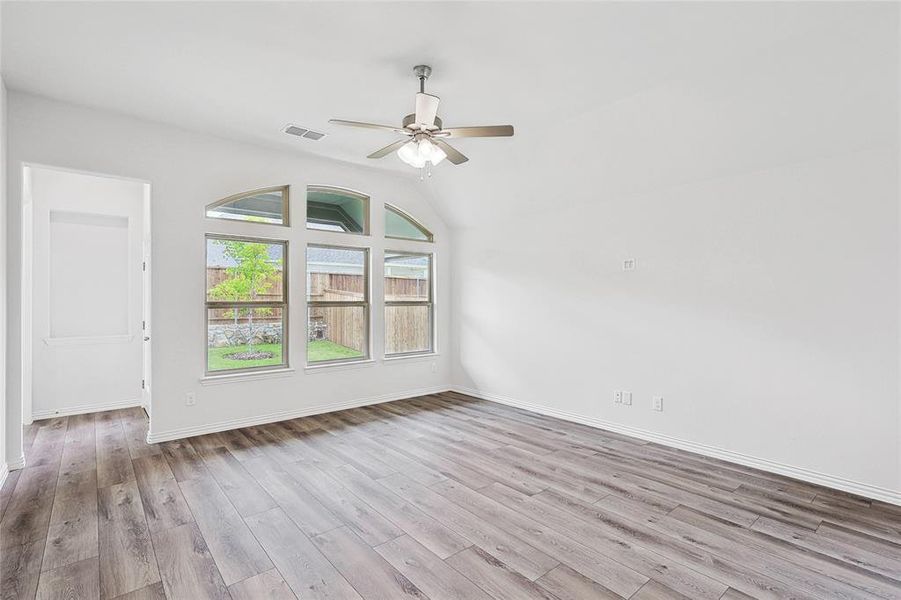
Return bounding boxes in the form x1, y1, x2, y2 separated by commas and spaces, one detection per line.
384, 250, 434, 357
306, 243, 371, 366
205, 233, 289, 375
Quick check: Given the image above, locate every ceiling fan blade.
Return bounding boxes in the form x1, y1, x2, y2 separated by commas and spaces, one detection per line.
432, 139, 469, 165
329, 119, 409, 135
414, 93, 440, 128
436, 125, 514, 138
367, 138, 412, 159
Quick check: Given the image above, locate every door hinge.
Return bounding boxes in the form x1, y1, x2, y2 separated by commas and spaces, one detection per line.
142, 320, 145, 331
142, 261, 146, 271
141, 379, 145, 389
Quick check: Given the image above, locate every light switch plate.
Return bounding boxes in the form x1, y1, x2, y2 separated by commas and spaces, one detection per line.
622, 391, 632, 405
652, 396, 663, 411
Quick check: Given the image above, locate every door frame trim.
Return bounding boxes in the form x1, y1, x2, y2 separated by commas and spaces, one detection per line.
20, 163, 152, 427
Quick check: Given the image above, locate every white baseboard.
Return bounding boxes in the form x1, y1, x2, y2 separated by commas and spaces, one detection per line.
32, 397, 143, 421
7, 454, 26, 471
453, 385, 901, 507
146, 385, 451, 444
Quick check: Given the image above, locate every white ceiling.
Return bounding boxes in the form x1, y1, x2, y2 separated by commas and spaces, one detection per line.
2, 2, 898, 227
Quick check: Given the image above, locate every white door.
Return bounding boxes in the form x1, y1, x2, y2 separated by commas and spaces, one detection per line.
31, 166, 146, 418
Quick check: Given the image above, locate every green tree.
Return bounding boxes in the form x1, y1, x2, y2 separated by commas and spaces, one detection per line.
209, 240, 280, 352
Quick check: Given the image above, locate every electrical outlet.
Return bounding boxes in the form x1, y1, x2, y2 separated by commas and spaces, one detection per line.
613, 391, 623, 404
430, 361, 438, 373
622, 391, 632, 406
185, 392, 196, 406
652, 396, 663, 411
622, 258, 636, 271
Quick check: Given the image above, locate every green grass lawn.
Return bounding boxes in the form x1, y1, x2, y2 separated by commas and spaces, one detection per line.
208, 343, 283, 371
208, 340, 363, 371
308, 339, 364, 362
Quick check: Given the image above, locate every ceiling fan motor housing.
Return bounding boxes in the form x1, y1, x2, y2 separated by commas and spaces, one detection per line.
403, 113, 442, 131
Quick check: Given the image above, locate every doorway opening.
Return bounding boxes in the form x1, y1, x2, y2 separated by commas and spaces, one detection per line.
20, 164, 152, 429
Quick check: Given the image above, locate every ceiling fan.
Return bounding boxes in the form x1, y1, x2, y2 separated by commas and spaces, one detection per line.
329, 65, 514, 173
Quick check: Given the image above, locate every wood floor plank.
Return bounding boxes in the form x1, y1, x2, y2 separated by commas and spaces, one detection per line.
667, 506, 900, 600
429, 478, 650, 598
36, 556, 100, 600
0, 536, 46, 600
96, 417, 135, 489
122, 408, 161, 460
752, 516, 901, 581
160, 439, 208, 482
815, 522, 901, 561
535, 564, 621, 600
98, 480, 160, 598
132, 454, 194, 533
378, 473, 561, 581
313, 526, 428, 599
152, 522, 230, 599
462, 482, 727, 599
26, 417, 68, 469
244, 457, 343, 537
375, 534, 493, 600
111, 582, 166, 600
0, 464, 58, 547
178, 475, 273, 585
538, 487, 815, 600
0, 469, 22, 522
42, 468, 98, 572
227, 569, 297, 600
244, 507, 362, 600
327, 463, 470, 558
195, 445, 277, 517
630, 580, 692, 600
282, 460, 403, 546
61, 413, 98, 475
445, 546, 560, 600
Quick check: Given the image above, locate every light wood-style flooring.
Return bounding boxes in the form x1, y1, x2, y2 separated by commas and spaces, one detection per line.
1, 391, 900, 599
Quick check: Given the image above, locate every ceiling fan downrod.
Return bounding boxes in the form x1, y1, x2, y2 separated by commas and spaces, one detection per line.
413, 64, 432, 93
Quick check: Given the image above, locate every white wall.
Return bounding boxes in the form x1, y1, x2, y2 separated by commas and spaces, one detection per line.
453, 146, 901, 499
6, 92, 451, 449
0, 77, 8, 478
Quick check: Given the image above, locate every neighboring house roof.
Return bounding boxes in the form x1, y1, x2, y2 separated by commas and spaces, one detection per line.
206, 240, 283, 268
208, 240, 426, 276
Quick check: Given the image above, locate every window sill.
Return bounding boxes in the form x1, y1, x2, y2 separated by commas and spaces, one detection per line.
383, 352, 440, 364
200, 367, 295, 385
305, 358, 376, 374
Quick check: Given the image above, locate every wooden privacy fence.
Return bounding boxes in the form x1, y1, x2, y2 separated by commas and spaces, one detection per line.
207, 267, 283, 324
209, 268, 429, 351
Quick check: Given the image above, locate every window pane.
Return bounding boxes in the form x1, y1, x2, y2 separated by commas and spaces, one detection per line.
385, 205, 432, 241
308, 306, 367, 362
206, 187, 287, 225
307, 186, 368, 234
207, 237, 284, 303
306, 246, 366, 302
385, 305, 431, 355
385, 252, 430, 302
208, 306, 285, 372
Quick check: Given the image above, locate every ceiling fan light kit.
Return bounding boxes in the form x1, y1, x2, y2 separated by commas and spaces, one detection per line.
329, 64, 514, 177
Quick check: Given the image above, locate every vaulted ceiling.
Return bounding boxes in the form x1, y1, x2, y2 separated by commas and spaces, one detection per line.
2, 2, 897, 227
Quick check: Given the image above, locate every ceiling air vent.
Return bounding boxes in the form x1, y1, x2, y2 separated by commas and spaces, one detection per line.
284, 124, 326, 141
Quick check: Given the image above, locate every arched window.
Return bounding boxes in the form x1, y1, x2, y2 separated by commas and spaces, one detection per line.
306, 186, 369, 235
385, 204, 433, 242
206, 186, 289, 225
